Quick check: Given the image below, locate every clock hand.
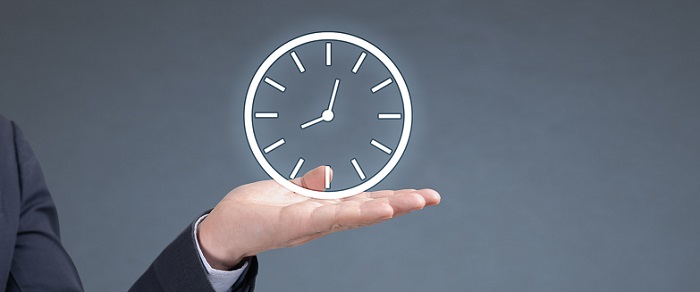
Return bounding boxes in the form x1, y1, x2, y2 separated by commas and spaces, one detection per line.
300, 116, 325, 129
326, 78, 340, 112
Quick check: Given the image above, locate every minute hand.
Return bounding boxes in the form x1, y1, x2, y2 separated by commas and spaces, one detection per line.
327, 79, 340, 111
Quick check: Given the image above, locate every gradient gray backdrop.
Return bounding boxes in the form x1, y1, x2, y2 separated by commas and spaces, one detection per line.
1, 1, 699, 291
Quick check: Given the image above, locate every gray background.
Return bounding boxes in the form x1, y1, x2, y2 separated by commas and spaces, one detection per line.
1, 0, 699, 291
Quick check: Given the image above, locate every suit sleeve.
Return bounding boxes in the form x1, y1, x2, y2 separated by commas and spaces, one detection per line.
129, 218, 258, 292
8, 121, 84, 291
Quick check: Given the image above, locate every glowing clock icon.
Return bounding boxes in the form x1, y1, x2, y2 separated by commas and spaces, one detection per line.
244, 31, 412, 199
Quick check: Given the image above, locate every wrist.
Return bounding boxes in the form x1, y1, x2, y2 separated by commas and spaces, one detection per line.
197, 216, 247, 270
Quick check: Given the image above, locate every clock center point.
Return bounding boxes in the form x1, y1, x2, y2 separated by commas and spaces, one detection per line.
321, 110, 334, 122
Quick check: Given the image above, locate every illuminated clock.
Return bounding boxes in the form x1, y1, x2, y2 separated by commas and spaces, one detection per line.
244, 31, 411, 199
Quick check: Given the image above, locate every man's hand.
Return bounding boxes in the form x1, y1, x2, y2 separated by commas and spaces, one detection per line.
197, 166, 441, 270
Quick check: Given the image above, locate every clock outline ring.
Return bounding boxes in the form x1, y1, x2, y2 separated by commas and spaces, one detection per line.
244, 31, 412, 199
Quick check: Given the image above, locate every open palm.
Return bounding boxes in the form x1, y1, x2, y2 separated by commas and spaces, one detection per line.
198, 166, 441, 269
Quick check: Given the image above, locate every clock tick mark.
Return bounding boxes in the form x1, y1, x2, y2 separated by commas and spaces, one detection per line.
370, 139, 393, 155
371, 78, 393, 93
290, 158, 304, 179
263, 138, 285, 154
325, 42, 332, 66
377, 113, 402, 120
264, 77, 286, 92
290, 51, 305, 73
352, 52, 367, 74
255, 112, 279, 119
351, 158, 366, 180
325, 165, 331, 189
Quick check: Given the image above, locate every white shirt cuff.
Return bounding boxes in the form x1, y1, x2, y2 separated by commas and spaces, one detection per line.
193, 214, 248, 292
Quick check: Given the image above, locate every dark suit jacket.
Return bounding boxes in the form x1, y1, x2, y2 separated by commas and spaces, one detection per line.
0, 115, 257, 291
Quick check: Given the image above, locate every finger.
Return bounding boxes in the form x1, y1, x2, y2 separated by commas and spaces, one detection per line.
347, 190, 427, 217
419, 188, 441, 206
343, 189, 417, 202
363, 189, 415, 199
291, 166, 333, 191
349, 189, 440, 207
385, 191, 427, 217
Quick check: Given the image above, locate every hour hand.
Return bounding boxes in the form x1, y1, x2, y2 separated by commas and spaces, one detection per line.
300, 109, 334, 129
300, 116, 325, 129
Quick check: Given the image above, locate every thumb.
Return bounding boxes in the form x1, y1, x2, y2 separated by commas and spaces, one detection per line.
291, 165, 332, 191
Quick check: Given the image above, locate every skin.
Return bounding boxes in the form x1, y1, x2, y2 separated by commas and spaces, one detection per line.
197, 166, 441, 270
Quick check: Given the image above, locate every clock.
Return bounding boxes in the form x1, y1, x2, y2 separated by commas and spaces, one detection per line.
244, 31, 411, 199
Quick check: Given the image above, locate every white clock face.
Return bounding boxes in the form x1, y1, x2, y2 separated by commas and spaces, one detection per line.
244, 32, 411, 199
